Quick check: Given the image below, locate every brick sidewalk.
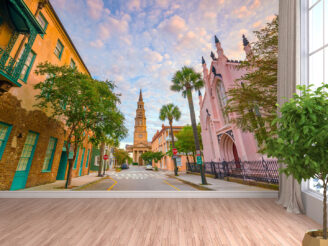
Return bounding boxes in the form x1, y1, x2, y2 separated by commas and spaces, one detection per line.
24, 172, 104, 191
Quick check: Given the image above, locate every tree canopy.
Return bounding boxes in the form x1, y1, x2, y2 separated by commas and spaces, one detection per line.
141, 151, 164, 164
225, 16, 278, 149
264, 84, 328, 238
34, 62, 127, 186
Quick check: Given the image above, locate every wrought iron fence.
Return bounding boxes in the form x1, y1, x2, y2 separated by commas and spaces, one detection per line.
187, 159, 279, 184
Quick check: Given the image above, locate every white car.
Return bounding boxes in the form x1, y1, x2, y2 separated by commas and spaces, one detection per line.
145, 164, 153, 170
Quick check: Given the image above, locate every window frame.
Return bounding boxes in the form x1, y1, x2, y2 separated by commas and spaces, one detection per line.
300, 0, 327, 195
0, 122, 12, 161
70, 59, 76, 69
54, 39, 64, 60
41, 137, 57, 172
19, 50, 36, 83
37, 12, 48, 38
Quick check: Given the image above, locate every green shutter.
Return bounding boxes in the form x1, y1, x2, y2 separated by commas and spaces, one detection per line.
73, 148, 80, 169
0, 122, 12, 160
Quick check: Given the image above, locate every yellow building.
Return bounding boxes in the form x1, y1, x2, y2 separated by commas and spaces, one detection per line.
126, 90, 151, 165
0, 0, 92, 190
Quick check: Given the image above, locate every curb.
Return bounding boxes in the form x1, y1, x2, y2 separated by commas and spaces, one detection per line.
72, 175, 108, 191
167, 174, 213, 191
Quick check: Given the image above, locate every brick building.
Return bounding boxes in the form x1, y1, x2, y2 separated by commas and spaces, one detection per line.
0, 0, 92, 190
151, 125, 190, 172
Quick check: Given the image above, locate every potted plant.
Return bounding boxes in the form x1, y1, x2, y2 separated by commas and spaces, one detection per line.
264, 84, 328, 245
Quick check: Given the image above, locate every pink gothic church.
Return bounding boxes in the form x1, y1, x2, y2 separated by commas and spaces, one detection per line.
199, 35, 260, 163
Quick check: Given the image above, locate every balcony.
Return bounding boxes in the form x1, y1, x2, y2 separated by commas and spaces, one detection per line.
0, 47, 21, 88
0, 0, 45, 95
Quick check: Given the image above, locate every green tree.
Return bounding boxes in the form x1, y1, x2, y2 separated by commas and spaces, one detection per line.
159, 103, 181, 176
174, 125, 202, 163
113, 148, 130, 167
225, 16, 278, 150
140, 151, 164, 165
264, 84, 328, 239
171, 67, 207, 184
140, 151, 154, 165
34, 62, 126, 188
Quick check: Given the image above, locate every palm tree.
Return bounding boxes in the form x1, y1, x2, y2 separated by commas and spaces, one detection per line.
159, 104, 181, 176
171, 66, 207, 184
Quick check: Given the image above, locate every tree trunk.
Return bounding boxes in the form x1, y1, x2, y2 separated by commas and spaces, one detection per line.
65, 143, 77, 188
323, 178, 327, 239
169, 120, 178, 176
65, 159, 73, 188
186, 88, 207, 185
98, 142, 105, 177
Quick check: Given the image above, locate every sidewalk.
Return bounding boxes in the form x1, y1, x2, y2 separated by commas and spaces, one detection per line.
171, 173, 270, 191
24, 172, 105, 191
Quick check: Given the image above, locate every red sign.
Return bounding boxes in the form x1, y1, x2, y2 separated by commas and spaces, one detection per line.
172, 148, 178, 155
103, 155, 109, 160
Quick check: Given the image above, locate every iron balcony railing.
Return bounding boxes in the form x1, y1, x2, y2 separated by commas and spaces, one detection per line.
187, 159, 279, 184
0, 47, 20, 83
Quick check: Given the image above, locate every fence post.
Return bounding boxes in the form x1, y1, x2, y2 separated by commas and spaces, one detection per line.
223, 161, 228, 178
262, 157, 271, 183
211, 162, 218, 179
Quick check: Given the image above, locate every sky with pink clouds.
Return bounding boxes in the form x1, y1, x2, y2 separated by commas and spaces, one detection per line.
51, 0, 278, 147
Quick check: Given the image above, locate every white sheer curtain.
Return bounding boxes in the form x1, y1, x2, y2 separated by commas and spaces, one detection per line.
277, 0, 304, 214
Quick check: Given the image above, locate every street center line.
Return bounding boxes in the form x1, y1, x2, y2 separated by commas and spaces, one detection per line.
163, 180, 181, 191
107, 177, 118, 191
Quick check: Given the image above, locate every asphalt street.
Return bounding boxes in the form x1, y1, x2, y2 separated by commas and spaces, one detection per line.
82, 166, 197, 191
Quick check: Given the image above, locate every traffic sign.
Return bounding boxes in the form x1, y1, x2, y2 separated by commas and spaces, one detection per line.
103, 155, 109, 160
172, 148, 178, 155
196, 156, 203, 165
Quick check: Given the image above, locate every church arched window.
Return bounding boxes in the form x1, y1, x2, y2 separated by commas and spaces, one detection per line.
216, 80, 229, 123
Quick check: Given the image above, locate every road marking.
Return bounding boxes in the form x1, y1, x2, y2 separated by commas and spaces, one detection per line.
163, 180, 181, 191
107, 177, 118, 191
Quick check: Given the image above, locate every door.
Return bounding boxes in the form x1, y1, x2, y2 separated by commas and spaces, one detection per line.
56, 150, 68, 180
79, 148, 85, 176
232, 143, 241, 168
10, 131, 39, 190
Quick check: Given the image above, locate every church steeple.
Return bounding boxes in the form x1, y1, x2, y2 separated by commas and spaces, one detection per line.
139, 89, 143, 101
134, 89, 148, 146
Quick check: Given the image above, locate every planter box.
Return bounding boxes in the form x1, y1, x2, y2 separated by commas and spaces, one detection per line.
303, 230, 328, 246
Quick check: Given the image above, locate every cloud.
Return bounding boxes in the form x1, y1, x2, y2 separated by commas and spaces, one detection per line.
90, 39, 104, 48
86, 0, 104, 20
158, 15, 187, 36
233, 6, 253, 18
127, 0, 141, 12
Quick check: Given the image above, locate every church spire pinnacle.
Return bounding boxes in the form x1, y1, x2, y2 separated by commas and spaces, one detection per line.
139, 89, 143, 101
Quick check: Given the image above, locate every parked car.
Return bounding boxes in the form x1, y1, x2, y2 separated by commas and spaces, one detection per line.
145, 164, 153, 170
121, 163, 129, 169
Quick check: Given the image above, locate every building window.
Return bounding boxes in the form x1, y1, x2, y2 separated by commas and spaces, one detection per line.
73, 148, 80, 169
0, 122, 12, 160
19, 50, 36, 82
70, 59, 76, 69
308, 0, 328, 88
16, 132, 39, 171
37, 12, 48, 38
42, 137, 57, 172
302, 0, 327, 193
54, 39, 64, 59
216, 80, 229, 123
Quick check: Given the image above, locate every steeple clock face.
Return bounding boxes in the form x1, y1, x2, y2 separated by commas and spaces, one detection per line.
139, 134, 143, 138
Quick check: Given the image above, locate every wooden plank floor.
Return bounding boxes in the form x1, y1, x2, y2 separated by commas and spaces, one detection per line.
0, 198, 319, 246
